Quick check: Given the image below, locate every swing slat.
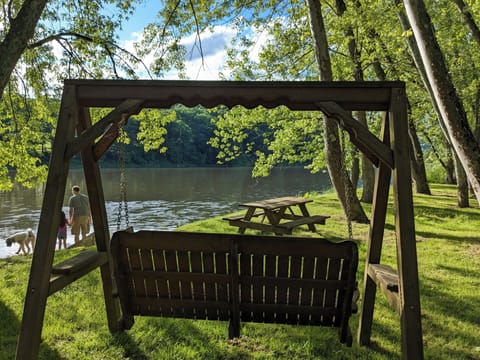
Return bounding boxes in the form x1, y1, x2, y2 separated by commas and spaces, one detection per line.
111, 230, 358, 346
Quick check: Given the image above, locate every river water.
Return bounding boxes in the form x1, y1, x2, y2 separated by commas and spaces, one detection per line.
0, 167, 330, 258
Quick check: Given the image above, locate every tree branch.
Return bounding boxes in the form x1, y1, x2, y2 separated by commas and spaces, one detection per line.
28, 31, 153, 79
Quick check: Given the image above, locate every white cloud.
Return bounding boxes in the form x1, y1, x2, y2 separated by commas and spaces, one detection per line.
180, 25, 236, 80
120, 25, 235, 80
119, 23, 271, 80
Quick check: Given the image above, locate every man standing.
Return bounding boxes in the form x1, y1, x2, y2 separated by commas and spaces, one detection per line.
68, 185, 91, 243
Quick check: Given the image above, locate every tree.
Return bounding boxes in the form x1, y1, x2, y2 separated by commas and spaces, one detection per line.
306, 0, 368, 222
334, 0, 375, 203
403, 0, 480, 205
0, 0, 47, 101
0, 0, 142, 189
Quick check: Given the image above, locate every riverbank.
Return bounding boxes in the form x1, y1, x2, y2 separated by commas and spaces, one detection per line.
0, 167, 331, 259
0, 184, 479, 359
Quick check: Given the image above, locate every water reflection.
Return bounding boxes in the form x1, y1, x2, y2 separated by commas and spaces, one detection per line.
0, 167, 330, 258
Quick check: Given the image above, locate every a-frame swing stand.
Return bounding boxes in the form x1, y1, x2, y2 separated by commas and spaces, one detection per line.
15, 80, 423, 359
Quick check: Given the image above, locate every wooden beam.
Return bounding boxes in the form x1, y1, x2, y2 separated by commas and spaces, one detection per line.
64, 98, 143, 161
78, 107, 124, 332
93, 113, 128, 161
358, 113, 392, 345
389, 88, 424, 360
16, 85, 79, 360
316, 101, 394, 169
67, 79, 402, 111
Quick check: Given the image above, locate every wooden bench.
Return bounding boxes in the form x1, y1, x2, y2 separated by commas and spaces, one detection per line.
110, 230, 358, 346
276, 215, 331, 232
224, 212, 330, 235
222, 210, 265, 222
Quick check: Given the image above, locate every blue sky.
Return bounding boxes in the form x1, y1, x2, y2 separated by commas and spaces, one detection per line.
115, 0, 232, 79
115, 1, 268, 80
116, 0, 161, 41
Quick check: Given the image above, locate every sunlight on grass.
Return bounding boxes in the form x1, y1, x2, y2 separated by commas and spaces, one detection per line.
0, 184, 478, 359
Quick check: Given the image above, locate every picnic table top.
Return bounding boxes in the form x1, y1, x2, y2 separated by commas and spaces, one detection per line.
240, 196, 313, 210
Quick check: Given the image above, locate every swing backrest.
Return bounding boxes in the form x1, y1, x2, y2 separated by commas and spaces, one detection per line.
110, 230, 358, 344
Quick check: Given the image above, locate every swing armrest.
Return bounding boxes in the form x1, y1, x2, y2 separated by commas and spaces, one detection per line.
49, 251, 108, 295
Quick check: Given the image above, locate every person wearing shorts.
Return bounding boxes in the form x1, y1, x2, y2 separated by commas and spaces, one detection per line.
68, 185, 91, 243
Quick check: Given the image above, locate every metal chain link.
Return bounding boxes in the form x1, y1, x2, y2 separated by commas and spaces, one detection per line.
340, 129, 353, 241
116, 131, 129, 231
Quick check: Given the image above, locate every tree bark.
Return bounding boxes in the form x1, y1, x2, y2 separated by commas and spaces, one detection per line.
407, 108, 431, 194
357, 111, 375, 202
306, 0, 368, 223
0, 0, 48, 101
403, 0, 480, 206
475, 87, 480, 142
445, 155, 455, 184
454, 153, 469, 207
351, 152, 360, 189
334, 0, 375, 203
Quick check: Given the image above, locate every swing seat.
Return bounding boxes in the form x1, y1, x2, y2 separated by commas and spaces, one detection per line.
110, 230, 359, 346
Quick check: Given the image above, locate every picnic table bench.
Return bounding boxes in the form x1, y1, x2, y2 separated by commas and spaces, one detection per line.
223, 196, 330, 235
110, 230, 359, 346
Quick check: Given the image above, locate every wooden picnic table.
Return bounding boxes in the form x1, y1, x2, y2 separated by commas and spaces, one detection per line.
223, 196, 330, 235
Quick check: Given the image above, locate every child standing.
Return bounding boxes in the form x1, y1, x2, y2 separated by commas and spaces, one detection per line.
57, 210, 69, 250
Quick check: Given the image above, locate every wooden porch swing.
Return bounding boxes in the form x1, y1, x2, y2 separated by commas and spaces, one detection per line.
15, 80, 423, 359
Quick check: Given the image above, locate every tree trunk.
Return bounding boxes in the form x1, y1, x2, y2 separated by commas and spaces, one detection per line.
367, 24, 431, 195
335, 0, 374, 203
407, 109, 431, 194
403, 0, 480, 206
351, 153, 360, 189
454, 153, 469, 207
475, 87, 480, 142
445, 155, 455, 184
306, 0, 368, 223
0, 0, 48, 101
357, 111, 375, 202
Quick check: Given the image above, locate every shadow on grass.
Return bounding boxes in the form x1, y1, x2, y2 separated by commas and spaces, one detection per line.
149, 317, 235, 358
420, 283, 480, 359
116, 315, 404, 359
415, 230, 480, 243
422, 276, 480, 326
110, 332, 149, 360
414, 205, 480, 222
0, 301, 61, 359
110, 317, 233, 359
382, 221, 480, 243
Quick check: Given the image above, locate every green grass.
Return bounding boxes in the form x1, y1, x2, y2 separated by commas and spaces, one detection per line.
1, 184, 479, 359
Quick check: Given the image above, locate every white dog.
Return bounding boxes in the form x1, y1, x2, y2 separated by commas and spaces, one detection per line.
5, 228, 36, 255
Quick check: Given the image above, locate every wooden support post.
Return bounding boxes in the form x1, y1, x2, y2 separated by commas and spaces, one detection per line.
389, 88, 424, 359
358, 113, 392, 345
77, 108, 123, 332
16, 85, 79, 360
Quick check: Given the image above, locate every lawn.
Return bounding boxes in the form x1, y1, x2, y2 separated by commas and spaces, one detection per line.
0, 184, 479, 359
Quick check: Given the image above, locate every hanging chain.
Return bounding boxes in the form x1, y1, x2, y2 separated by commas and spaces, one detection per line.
116, 129, 129, 231
340, 129, 353, 241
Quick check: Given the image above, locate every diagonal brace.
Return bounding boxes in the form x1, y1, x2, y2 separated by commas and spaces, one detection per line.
64, 99, 144, 161
316, 101, 394, 169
